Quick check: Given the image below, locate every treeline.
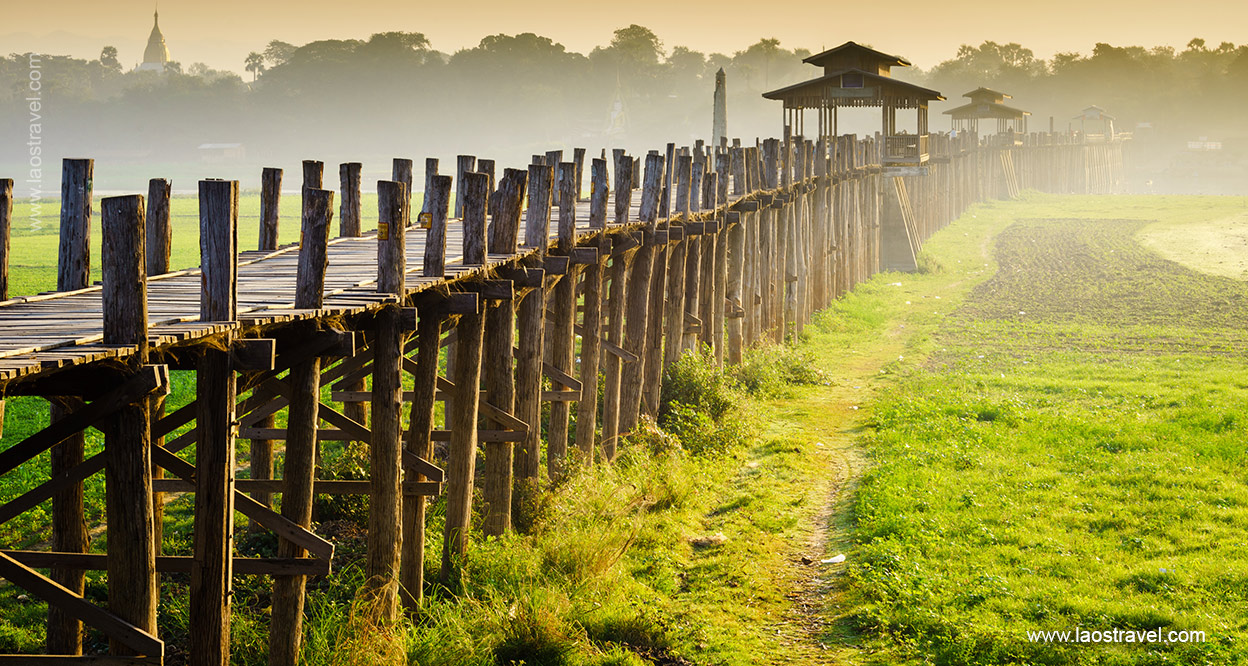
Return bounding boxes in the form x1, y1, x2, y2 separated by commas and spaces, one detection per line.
0, 26, 816, 172
2, 28, 1246, 179
915, 39, 1248, 142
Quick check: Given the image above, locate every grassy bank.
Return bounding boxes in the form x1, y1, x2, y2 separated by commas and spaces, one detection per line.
842, 195, 1248, 665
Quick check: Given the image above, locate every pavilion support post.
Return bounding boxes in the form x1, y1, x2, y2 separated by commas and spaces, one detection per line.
101, 194, 159, 658
191, 179, 240, 666
269, 186, 333, 666
48, 157, 92, 655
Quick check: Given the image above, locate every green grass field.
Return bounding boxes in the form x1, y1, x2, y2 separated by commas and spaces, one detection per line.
839, 194, 1248, 665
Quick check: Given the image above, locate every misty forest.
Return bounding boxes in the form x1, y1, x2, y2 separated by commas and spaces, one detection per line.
0, 13, 1247, 666
2, 27, 1248, 189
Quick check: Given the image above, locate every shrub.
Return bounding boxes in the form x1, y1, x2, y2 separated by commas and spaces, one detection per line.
664, 403, 750, 457
659, 349, 737, 424
731, 345, 827, 397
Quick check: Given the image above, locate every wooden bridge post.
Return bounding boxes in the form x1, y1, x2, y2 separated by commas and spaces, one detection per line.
252, 169, 282, 533
712, 155, 730, 365
421, 158, 439, 218
546, 163, 579, 478
366, 180, 407, 621
454, 155, 476, 219
145, 179, 171, 276
269, 185, 333, 666
483, 174, 525, 535
0, 178, 10, 301
339, 162, 368, 442
683, 160, 704, 354
515, 164, 553, 479
575, 159, 609, 459
573, 148, 587, 201
700, 172, 721, 354
618, 154, 660, 433
192, 178, 240, 666
303, 160, 324, 191
401, 173, 452, 611
101, 194, 159, 656
340, 162, 363, 237
393, 158, 414, 212
144, 178, 171, 552
640, 153, 668, 418
663, 155, 691, 369
440, 172, 489, 588
48, 157, 92, 655
260, 167, 282, 251
600, 155, 633, 457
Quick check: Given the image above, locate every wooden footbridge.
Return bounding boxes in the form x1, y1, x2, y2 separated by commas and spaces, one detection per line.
0, 130, 1124, 665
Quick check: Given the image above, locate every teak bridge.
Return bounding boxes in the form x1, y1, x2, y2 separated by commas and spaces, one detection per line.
0, 129, 1125, 664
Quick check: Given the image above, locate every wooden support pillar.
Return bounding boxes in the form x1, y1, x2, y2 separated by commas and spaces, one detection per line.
699, 173, 719, 353
101, 194, 159, 656
393, 158, 414, 212
640, 153, 668, 418
421, 158, 439, 218
260, 167, 282, 251
192, 179, 240, 666
303, 160, 323, 191
618, 155, 661, 434
573, 147, 587, 201
340, 162, 363, 237
365, 180, 407, 621
400, 175, 450, 610
269, 186, 333, 666
482, 286, 516, 534
664, 155, 691, 369
600, 249, 629, 460
575, 159, 609, 459
144, 178, 171, 552
683, 162, 704, 353
515, 165, 553, 481
439, 294, 485, 589
0, 178, 10, 301
401, 312, 440, 611
48, 157, 92, 655
546, 163, 579, 478
339, 162, 367, 441
454, 155, 476, 219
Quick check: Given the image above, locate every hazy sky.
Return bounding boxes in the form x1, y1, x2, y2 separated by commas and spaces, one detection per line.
4, 0, 1245, 74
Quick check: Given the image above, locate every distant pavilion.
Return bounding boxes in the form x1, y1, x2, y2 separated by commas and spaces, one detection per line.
944, 87, 1030, 137
761, 41, 944, 166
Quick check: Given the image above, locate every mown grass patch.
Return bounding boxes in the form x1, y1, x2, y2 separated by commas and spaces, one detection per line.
845, 195, 1248, 665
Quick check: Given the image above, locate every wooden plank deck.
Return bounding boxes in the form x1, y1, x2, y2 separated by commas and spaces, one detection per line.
0, 186, 733, 382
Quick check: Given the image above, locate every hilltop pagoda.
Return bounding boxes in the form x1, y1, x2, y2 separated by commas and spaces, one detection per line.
137, 9, 171, 72
762, 41, 944, 166
944, 87, 1029, 140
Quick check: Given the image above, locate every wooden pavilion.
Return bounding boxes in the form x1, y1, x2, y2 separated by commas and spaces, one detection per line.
762, 41, 944, 166
944, 87, 1030, 139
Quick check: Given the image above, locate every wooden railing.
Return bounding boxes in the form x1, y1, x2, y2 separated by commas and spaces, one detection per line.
883, 134, 929, 165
